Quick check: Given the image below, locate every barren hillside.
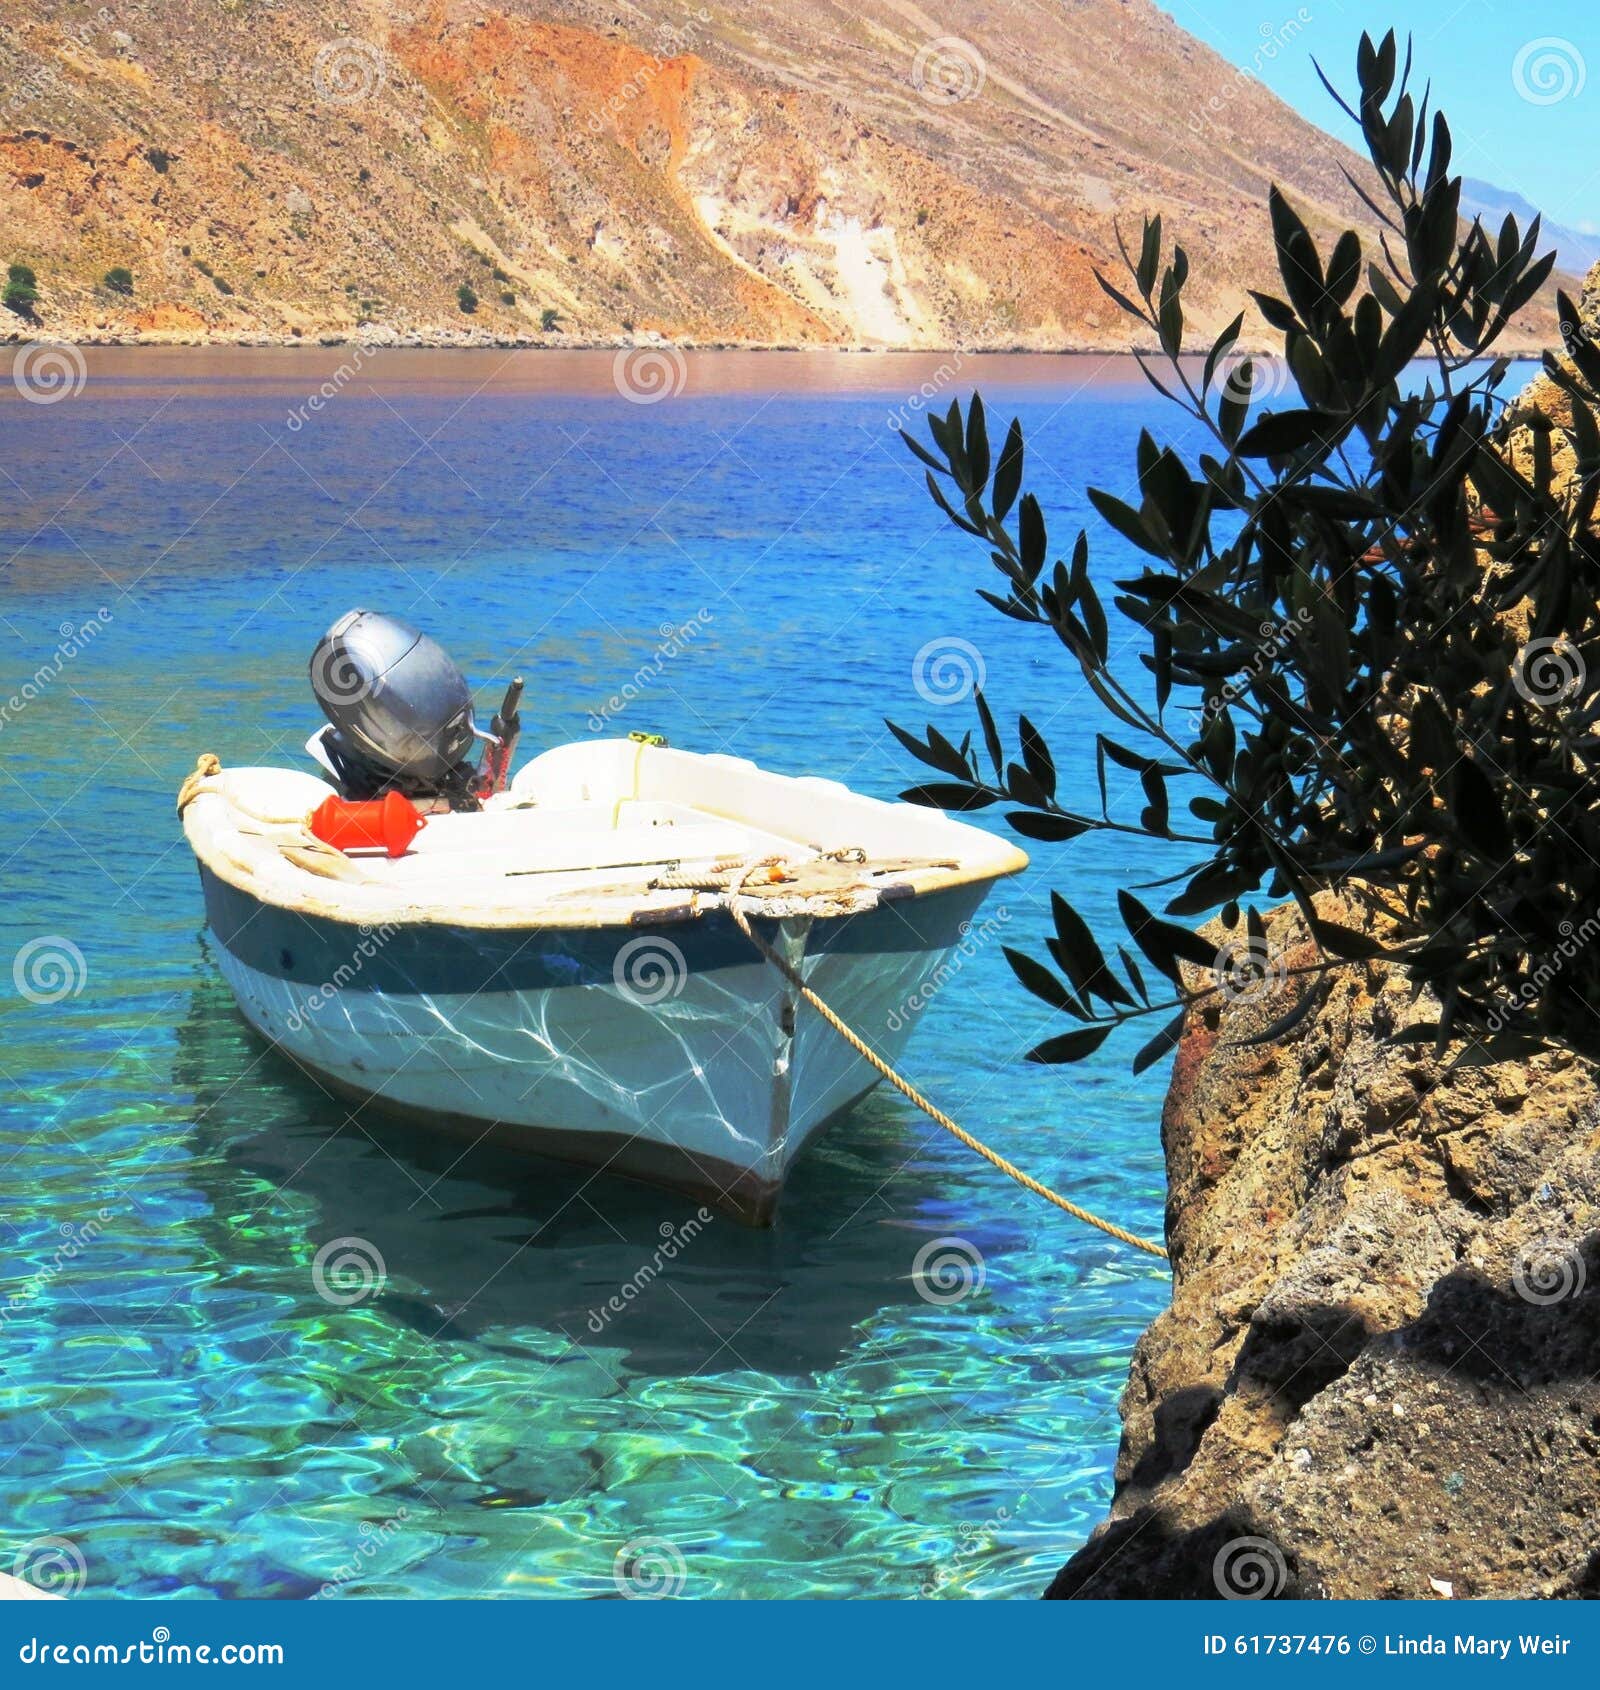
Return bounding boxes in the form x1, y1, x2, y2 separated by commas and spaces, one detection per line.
0, 0, 1569, 348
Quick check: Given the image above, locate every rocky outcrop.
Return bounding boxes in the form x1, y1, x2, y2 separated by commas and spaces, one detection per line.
1500, 261, 1600, 491
0, 0, 1574, 349
1050, 278, 1600, 1603
1048, 890, 1600, 1600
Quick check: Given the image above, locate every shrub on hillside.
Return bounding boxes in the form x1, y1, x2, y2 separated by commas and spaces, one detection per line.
457, 283, 478, 314
103, 266, 134, 296
893, 33, 1598, 1069
4, 262, 38, 317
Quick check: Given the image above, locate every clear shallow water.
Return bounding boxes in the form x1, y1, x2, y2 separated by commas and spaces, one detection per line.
0, 347, 1188, 1599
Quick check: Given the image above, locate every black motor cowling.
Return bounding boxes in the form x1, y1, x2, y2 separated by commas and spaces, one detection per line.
309, 609, 479, 803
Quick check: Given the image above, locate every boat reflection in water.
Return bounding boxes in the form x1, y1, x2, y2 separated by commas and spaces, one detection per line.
174, 965, 1008, 1380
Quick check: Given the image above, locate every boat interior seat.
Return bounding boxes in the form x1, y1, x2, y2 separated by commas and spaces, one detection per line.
207, 757, 819, 896
360, 798, 809, 893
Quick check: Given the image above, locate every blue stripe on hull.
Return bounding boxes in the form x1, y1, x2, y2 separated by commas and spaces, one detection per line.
197, 865, 989, 995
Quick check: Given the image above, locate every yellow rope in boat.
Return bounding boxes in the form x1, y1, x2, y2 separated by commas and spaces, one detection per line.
723, 858, 1170, 1262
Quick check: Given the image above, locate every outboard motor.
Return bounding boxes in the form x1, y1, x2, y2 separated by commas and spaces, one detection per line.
308, 609, 482, 807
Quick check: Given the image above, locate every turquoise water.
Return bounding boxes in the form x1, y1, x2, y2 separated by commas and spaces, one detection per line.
0, 347, 1181, 1599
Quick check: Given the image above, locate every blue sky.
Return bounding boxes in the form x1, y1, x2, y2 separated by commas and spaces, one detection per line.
1162, 0, 1597, 230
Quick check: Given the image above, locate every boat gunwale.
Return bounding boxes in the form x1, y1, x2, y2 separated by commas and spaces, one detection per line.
181, 788, 1029, 936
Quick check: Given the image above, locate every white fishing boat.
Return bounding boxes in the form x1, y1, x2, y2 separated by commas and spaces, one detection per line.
179, 612, 1026, 1223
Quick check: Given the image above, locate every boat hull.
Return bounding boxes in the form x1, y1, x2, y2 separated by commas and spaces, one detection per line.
199, 863, 1001, 1223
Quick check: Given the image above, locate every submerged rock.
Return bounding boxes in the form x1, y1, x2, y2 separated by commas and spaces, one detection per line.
1049, 896, 1600, 1600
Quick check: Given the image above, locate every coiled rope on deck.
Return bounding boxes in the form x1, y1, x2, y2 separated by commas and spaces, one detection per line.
721, 859, 1170, 1261
176, 752, 223, 813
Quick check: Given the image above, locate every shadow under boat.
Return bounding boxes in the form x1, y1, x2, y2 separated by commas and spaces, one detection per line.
173, 965, 988, 1379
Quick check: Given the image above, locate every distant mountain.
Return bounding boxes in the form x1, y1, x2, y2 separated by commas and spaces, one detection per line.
0, 0, 1568, 349
1460, 178, 1600, 285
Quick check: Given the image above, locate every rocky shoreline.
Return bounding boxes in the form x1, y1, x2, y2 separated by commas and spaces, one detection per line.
1, 327, 1558, 358
0, 329, 1264, 355
1046, 899, 1600, 1601
1045, 271, 1600, 1602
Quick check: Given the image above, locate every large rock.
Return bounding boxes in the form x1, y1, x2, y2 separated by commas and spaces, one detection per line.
1051, 271, 1600, 1603
1498, 257, 1600, 491
1048, 896, 1600, 1600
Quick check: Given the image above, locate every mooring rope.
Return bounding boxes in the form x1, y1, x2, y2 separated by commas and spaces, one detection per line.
722, 857, 1171, 1261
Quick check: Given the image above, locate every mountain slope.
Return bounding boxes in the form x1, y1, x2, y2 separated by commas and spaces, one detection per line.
0, 0, 1568, 348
